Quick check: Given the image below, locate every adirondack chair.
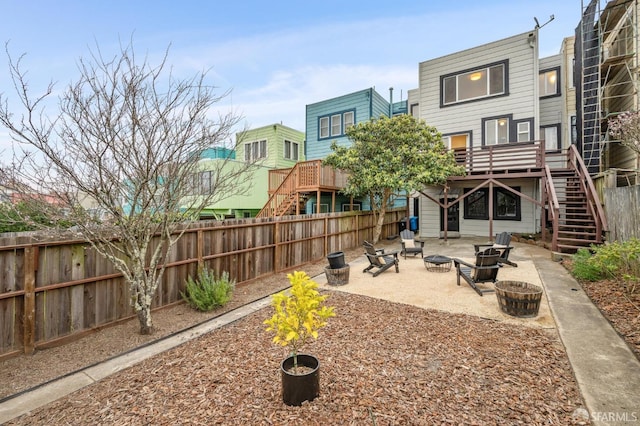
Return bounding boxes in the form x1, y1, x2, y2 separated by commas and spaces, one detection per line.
473, 231, 518, 267
453, 248, 502, 296
362, 241, 399, 277
399, 229, 424, 259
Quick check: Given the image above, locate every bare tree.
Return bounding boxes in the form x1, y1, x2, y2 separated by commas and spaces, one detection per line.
0, 40, 256, 334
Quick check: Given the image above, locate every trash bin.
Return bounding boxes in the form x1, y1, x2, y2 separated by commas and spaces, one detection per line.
327, 251, 346, 269
398, 219, 407, 233
409, 216, 418, 231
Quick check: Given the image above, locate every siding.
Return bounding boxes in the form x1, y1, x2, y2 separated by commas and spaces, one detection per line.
561, 36, 576, 150
305, 88, 390, 160
539, 54, 563, 129
418, 179, 540, 238
236, 123, 304, 169
418, 31, 538, 147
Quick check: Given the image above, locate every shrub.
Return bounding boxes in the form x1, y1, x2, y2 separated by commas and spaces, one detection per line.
570, 240, 640, 293
182, 267, 235, 311
570, 248, 603, 282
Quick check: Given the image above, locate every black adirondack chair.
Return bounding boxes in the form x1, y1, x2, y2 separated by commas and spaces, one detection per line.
400, 229, 424, 259
473, 231, 518, 267
453, 248, 502, 296
362, 241, 399, 277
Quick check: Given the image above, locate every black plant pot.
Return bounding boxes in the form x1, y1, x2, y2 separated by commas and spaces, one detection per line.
280, 353, 320, 406
327, 251, 346, 269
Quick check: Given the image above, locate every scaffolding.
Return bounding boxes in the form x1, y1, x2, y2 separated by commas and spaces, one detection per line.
577, 0, 639, 175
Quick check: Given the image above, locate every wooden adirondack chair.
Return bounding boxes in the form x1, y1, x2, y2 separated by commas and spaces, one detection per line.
362, 241, 399, 277
399, 229, 424, 259
453, 248, 502, 296
473, 231, 518, 267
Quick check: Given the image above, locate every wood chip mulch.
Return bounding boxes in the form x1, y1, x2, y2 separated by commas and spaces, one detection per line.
7, 291, 588, 425
580, 278, 640, 359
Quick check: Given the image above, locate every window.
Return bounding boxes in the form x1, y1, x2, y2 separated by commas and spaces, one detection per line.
194, 171, 213, 195
495, 188, 521, 220
517, 122, 530, 142
464, 189, 489, 220
343, 111, 354, 131
539, 68, 560, 97
330, 114, 341, 136
410, 103, 419, 118
483, 116, 509, 146
244, 140, 267, 162
541, 125, 560, 151
442, 61, 507, 106
284, 140, 299, 160
443, 133, 470, 152
571, 116, 577, 144
319, 117, 329, 138
318, 110, 356, 139
342, 202, 361, 211
464, 187, 521, 221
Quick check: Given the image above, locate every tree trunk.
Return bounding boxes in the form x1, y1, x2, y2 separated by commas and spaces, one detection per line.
373, 205, 387, 244
137, 307, 153, 335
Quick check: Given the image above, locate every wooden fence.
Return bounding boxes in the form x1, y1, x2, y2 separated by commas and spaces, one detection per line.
0, 209, 403, 360
604, 185, 640, 242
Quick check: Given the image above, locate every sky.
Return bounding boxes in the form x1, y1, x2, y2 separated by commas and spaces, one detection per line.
0, 1, 585, 149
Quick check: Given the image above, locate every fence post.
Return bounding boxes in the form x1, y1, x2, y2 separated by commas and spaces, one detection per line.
324, 216, 329, 256
274, 221, 280, 273
23, 246, 37, 355
197, 229, 204, 269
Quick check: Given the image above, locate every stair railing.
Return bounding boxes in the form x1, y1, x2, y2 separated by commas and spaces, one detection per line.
544, 165, 561, 252
257, 165, 299, 218
567, 145, 608, 241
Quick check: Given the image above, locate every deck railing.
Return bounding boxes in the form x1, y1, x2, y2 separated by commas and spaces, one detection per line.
454, 140, 545, 174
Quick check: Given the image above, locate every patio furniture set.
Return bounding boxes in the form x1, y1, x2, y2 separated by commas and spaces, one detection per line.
363, 231, 519, 295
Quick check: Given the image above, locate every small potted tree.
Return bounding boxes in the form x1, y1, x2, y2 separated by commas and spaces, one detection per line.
264, 271, 335, 406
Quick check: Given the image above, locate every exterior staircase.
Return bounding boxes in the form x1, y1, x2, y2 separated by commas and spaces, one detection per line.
550, 169, 599, 252
256, 160, 348, 218
546, 145, 607, 254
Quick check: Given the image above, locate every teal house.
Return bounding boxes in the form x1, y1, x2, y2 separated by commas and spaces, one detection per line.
305, 87, 406, 160
275, 87, 409, 216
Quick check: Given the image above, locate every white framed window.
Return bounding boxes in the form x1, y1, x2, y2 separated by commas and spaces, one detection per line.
484, 117, 509, 146
310, 203, 329, 213
343, 111, 354, 131
342, 203, 361, 211
244, 140, 267, 162
541, 125, 560, 151
319, 110, 356, 139
319, 117, 329, 138
539, 68, 559, 97
283, 140, 299, 160
330, 114, 341, 136
517, 122, 530, 142
442, 61, 507, 105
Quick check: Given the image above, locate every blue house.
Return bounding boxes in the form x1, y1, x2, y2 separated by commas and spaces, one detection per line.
257, 87, 410, 217
305, 87, 404, 160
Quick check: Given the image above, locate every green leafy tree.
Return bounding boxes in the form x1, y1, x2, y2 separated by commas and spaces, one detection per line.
323, 114, 465, 243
